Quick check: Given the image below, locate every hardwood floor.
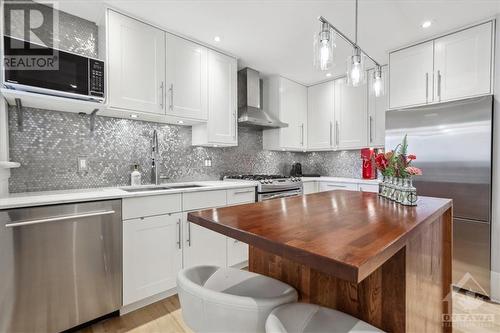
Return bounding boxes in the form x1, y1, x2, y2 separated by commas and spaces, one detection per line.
80, 291, 499, 333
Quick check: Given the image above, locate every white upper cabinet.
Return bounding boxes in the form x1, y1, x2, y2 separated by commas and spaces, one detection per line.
434, 22, 493, 102
107, 10, 166, 115
334, 78, 368, 150
389, 20, 494, 109
307, 81, 335, 150
389, 41, 434, 109
192, 50, 237, 146
368, 67, 388, 147
263, 77, 308, 151
166, 34, 208, 121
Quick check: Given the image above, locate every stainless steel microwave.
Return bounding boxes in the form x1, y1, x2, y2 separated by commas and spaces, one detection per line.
3, 36, 105, 103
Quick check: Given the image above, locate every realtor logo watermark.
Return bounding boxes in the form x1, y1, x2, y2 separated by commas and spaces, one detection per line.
443, 273, 495, 329
3, 1, 59, 70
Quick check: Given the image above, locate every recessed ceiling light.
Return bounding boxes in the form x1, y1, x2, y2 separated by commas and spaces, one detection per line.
421, 20, 432, 29
326, 73, 332, 77
214, 36, 221, 42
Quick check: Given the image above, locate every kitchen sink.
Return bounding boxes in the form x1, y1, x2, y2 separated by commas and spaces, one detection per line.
121, 184, 205, 192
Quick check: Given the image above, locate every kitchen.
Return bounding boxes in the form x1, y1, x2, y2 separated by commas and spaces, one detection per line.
0, 0, 499, 332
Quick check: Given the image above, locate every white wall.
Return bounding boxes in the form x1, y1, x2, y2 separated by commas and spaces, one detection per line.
491, 15, 500, 303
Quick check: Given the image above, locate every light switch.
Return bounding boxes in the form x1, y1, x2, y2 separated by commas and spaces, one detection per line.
77, 156, 89, 173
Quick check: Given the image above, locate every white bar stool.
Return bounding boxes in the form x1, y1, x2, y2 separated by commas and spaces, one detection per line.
265, 303, 385, 333
177, 265, 298, 333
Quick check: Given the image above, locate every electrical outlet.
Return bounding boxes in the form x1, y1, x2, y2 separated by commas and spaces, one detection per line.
77, 156, 89, 173
204, 158, 212, 167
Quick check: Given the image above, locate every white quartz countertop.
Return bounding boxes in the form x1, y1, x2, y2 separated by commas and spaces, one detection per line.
301, 176, 380, 185
0, 180, 258, 210
0, 177, 380, 210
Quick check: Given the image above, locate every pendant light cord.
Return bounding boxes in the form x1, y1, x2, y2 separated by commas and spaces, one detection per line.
354, 0, 358, 44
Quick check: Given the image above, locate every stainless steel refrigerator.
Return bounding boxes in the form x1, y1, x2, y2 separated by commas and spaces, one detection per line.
386, 96, 492, 296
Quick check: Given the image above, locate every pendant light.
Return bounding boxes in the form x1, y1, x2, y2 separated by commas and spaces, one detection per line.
314, 0, 385, 96
346, 0, 365, 86
373, 65, 384, 97
313, 22, 335, 70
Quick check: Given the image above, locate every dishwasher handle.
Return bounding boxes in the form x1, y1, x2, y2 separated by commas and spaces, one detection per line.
5, 210, 116, 228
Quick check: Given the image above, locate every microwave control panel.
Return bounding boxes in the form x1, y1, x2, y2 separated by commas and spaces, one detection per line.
89, 59, 105, 97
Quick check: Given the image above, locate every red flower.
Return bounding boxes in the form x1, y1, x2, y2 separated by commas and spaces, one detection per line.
375, 153, 388, 171
408, 154, 416, 161
405, 166, 422, 176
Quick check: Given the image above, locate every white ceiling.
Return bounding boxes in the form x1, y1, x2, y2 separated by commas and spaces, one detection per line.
56, 0, 500, 86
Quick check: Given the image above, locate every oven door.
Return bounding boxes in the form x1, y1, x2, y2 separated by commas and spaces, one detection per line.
258, 188, 302, 201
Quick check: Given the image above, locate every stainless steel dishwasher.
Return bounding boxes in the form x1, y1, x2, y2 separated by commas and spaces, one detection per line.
0, 200, 122, 333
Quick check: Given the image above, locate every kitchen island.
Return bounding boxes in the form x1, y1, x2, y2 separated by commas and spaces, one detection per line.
188, 190, 453, 332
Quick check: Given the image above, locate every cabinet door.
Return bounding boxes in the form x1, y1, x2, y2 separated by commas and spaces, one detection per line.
123, 213, 182, 305
207, 50, 237, 144
107, 10, 165, 114
434, 22, 493, 102
307, 81, 334, 150
303, 181, 318, 194
334, 78, 368, 150
183, 212, 227, 268
280, 78, 308, 150
166, 34, 208, 120
389, 41, 434, 108
227, 239, 248, 267
368, 67, 388, 147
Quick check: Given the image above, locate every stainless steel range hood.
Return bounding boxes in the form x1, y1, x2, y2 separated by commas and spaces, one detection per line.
237, 68, 287, 128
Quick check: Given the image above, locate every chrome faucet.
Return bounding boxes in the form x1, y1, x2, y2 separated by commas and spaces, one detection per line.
151, 130, 159, 185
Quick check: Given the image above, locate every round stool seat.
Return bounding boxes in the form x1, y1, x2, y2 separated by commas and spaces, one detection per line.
177, 265, 298, 333
266, 303, 385, 333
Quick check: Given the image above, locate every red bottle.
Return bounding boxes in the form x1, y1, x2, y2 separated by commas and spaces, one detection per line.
361, 148, 377, 180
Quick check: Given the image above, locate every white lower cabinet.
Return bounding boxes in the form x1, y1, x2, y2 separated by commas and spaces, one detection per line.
123, 213, 182, 306
182, 211, 227, 268
123, 187, 256, 307
303, 181, 319, 194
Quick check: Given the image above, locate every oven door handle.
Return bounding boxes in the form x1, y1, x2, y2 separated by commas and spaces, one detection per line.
261, 190, 302, 200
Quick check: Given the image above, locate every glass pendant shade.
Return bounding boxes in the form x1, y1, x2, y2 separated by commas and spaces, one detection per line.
373, 66, 385, 97
346, 47, 366, 87
313, 23, 335, 71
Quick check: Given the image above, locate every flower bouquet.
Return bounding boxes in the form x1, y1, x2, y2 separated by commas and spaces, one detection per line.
375, 135, 422, 206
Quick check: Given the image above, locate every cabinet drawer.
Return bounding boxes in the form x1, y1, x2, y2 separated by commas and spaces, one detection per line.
319, 182, 358, 192
358, 184, 379, 193
227, 187, 256, 206
183, 190, 226, 211
123, 194, 182, 220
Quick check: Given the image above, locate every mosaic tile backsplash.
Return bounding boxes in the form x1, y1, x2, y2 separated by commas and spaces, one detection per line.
8, 107, 362, 193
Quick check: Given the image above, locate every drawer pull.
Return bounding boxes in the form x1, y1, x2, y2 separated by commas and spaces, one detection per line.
233, 190, 254, 195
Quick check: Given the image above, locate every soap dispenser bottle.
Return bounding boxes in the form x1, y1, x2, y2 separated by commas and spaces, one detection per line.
131, 164, 141, 186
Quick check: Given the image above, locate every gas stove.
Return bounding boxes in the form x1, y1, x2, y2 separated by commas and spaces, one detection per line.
223, 174, 303, 201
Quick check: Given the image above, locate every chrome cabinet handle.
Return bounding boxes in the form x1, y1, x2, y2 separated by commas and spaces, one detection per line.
233, 109, 237, 140
437, 70, 442, 101
176, 219, 181, 249
169, 84, 174, 110
300, 123, 304, 146
5, 210, 115, 228
335, 121, 340, 145
369, 116, 373, 143
329, 121, 333, 147
160, 82, 164, 109
233, 190, 254, 195
425, 73, 429, 103
187, 221, 191, 247
327, 184, 346, 188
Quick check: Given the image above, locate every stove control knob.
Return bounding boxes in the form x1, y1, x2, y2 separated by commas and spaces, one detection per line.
260, 180, 265, 184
